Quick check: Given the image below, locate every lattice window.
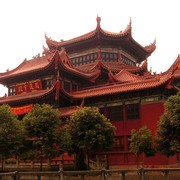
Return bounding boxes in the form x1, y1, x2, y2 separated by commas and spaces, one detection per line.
64, 81, 71, 92
113, 136, 124, 151
42, 79, 53, 89
126, 103, 140, 120
72, 83, 77, 91
107, 105, 123, 121
101, 52, 118, 62
9, 87, 16, 96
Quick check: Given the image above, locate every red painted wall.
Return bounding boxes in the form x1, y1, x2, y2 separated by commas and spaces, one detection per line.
102, 101, 179, 166
168, 153, 180, 165
141, 101, 164, 135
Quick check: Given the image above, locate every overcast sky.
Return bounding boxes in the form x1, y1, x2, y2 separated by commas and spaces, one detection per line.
0, 0, 179, 96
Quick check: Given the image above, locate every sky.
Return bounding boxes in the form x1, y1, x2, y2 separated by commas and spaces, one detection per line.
0, 0, 179, 96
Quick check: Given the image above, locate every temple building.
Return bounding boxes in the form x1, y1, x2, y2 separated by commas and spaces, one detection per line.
0, 16, 179, 167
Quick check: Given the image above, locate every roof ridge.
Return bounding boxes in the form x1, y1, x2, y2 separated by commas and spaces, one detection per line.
72, 74, 170, 95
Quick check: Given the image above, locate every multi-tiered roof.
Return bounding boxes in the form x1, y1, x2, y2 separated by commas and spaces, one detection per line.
0, 17, 179, 116
45, 16, 156, 63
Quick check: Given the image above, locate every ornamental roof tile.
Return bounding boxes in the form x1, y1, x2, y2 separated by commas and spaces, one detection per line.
70, 73, 171, 99
59, 106, 81, 117
0, 53, 54, 80
0, 49, 102, 83
161, 55, 180, 78
0, 82, 56, 105
77, 60, 147, 73
114, 70, 143, 83
171, 55, 180, 78
173, 69, 180, 78
57, 51, 101, 80
45, 30, 97, 47
45, 24, 131, 48
45, 17, 155, 57
144, 40, 156, 52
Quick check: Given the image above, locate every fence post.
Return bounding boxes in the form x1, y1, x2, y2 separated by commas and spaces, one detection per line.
139, 163, 145, 180
164, 170, 169, 180
37, 174, 41, 180
121, 172, 125, 180
14, 171, 19, 180
59, 164, 63, 180
80, 174, 85, 180
101, 170, 106, 180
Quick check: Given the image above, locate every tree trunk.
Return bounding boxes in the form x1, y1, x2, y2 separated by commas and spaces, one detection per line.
40, 148, 43, 171
74, 150, 87, 170
47, 157, 51, 168
136, 156, 139, 168
61, 154, 64, 169
16, 156, 19, 168
31, 159, 34, 169
1, 157, 4, 172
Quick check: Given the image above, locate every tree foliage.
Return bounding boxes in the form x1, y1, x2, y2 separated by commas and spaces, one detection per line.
129, 126, 155, 159
60, 107, 114, 170
156, 92, 180, 157
23, 103, 61, 170
70, 107, 114, 152
0, 104, 22, 171
58, 124, 73, 154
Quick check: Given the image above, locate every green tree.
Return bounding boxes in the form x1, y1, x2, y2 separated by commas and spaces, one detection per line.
129, 126, 155, 166
156, 92, 180, 157
23, 103, 61, 171
58, 124, 73, 154
60, 107, 114, 170
0, 104, 22, 171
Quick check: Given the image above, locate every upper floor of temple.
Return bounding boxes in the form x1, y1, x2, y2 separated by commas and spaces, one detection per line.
0, 17, 179, 108
45, 16, 156, 66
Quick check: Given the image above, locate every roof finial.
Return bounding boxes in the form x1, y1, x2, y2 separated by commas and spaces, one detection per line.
128, 17, 132, 30
130, 17, 132, 26
44, 32, 48, 39
96, 15, 101, 29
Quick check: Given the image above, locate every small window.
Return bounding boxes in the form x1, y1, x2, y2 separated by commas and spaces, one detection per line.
107, 105, 123, 121
99, 107, 105, 115
113, 53, 118, 60
113, 136, 124, 151
72, 83, 77, 91
42, 79, 53, 89
90, 54, 94, 60
64, 81, 71, 92
71, 59, 75, 65
105, 53, 109, 59
9, 87, 16, 96
101, 52, 105, 59
76, 58, 79, 65
94, 53, 97, 59
110, 53, 113, 59
126, 103, 140, 120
